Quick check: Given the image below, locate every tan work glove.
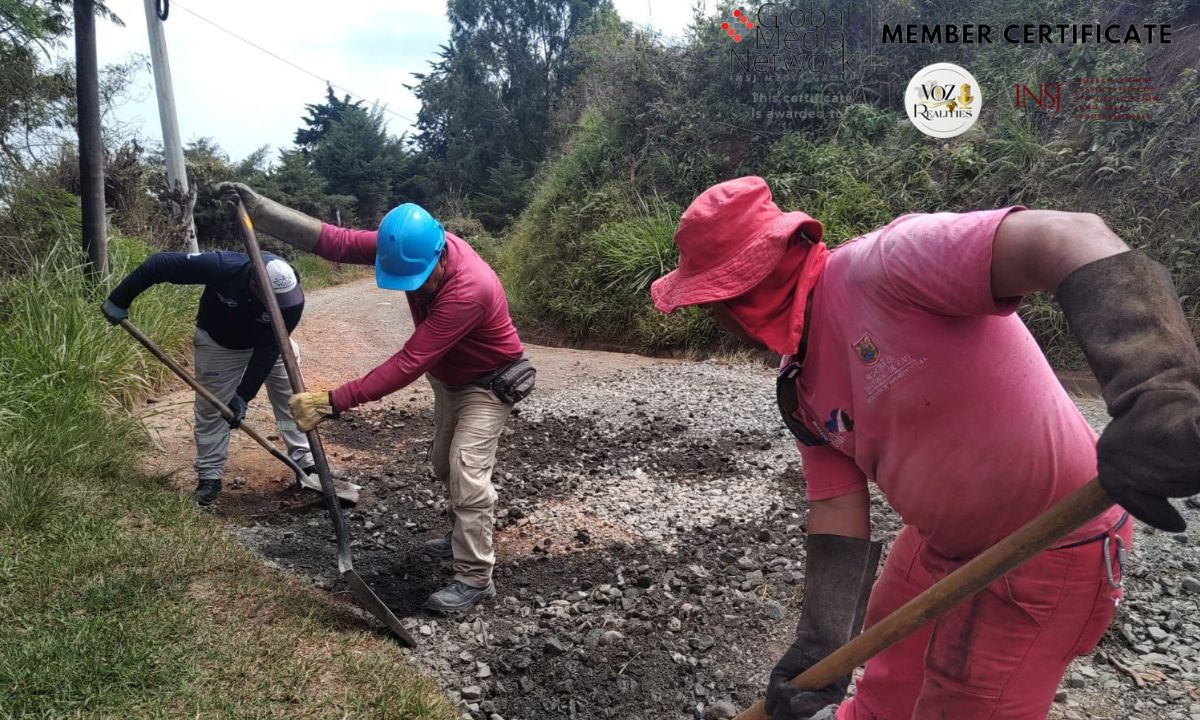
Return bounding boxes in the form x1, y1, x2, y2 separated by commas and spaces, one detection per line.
289, 390, 337, 432
215, 182, 323, 251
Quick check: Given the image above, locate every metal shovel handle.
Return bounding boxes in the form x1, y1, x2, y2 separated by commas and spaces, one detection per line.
119, 318, 307, 479
735, 479, 1114, 720
234, 201, 417, 648
232, 203, 353, 573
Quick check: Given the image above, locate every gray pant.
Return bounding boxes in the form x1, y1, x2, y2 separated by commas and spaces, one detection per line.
193, 328, 313, 480
430, 377, 513, 587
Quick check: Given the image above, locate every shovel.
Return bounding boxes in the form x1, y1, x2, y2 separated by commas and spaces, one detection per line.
734, 479, 1115, 720
118, 319, 361, 504
235, 199, 416, 648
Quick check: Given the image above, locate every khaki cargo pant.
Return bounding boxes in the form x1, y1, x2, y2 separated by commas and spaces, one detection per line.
429, 376, 512, 588
193, 328, 313, 480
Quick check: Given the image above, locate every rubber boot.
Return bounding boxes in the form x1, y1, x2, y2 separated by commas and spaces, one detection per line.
766, 534, 882, 719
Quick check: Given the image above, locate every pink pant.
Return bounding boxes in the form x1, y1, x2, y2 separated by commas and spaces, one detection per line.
838, 520, 1131, 720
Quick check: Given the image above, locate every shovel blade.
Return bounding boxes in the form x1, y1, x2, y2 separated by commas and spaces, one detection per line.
299, 473, 361, 505
344, 570, 417, 647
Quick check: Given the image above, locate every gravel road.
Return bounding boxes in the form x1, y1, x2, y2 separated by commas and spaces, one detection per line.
146, 278, 1200, 720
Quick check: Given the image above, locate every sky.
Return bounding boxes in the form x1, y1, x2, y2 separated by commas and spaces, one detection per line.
78, 0, 712, 162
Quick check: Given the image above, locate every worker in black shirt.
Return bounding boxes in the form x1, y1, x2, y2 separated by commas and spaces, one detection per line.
101, 250, 314, 505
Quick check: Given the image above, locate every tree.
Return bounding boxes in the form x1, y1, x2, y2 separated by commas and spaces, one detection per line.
0, 0, 122, 179
294, 84, 363, 154
310, 104, 408, 225
411, 0, 608, 229
167, 137, 239, 248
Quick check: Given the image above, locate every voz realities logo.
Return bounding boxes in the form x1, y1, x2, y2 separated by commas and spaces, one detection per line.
722, 8, 754, 43
905, 62, 982, 138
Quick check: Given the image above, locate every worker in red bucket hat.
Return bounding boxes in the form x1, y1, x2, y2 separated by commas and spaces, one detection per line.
652, 176, 1200, 719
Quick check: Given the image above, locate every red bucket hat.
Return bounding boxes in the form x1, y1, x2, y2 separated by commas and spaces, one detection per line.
651, 177, 823, 313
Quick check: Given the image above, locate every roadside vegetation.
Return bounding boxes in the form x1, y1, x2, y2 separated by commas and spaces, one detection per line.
0, 4, 443, 715
0, 199, 452, 718
479, 0, 1200, 364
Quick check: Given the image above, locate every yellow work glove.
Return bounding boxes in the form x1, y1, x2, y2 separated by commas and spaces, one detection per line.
289, 390, 336, 432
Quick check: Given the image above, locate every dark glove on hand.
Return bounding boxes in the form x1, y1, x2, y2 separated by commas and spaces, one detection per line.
213, 181, 254, 208
765, 632, 846, 719
212, 181, 321, 251
1057, 251, 1200, 532
764, 535, 882, 720
226, 394, 248, 428
100, 297, 129, 325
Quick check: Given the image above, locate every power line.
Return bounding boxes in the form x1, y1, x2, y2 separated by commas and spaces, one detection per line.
169, 1, 419, 126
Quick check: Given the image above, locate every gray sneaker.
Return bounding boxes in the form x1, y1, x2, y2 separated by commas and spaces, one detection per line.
422, 533, 454, 560
424, 580, 495, 613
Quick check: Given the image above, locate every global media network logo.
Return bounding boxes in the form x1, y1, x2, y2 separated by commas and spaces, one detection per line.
723, 4, 852, 82
722, 8, 754, 42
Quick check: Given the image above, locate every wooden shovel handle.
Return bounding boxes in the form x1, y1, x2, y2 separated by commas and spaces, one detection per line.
735, 479, 1113, 720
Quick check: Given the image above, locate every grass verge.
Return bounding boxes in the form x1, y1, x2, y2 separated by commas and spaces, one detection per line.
0, 239, 452, 719
290, 253, 373, 291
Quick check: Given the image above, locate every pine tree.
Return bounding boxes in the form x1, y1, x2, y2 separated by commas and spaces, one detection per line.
294, 84, 364, 154
310, 105, 408, 225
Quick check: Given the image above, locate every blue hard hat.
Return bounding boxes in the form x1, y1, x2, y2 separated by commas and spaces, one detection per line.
375, 203, 446, 291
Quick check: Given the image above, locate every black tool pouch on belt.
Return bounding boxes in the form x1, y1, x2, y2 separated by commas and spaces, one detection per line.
477, 356, 536, 404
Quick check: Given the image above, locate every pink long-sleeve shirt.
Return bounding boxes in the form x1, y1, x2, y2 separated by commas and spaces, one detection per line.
314, 224, 525, 412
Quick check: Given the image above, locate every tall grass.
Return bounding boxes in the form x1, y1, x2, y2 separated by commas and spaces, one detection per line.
592, 201, 680, 297
0, 238, 196, 532
497, 112, 721, 350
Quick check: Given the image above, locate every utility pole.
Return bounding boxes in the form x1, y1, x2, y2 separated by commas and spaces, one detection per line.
143, 0, 198, 252
74, 0, 107, 278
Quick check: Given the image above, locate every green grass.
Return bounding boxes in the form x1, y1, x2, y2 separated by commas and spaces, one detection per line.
592, 202, 680, 298
0, 239, 453, 719
289, 253, 373, 291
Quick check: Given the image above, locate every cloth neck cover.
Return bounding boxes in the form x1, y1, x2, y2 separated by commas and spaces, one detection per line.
723, 239, 829, 355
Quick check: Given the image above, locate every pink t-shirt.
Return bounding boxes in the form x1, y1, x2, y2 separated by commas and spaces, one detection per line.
313, 225, 524, 411
788, 208, 1122, 559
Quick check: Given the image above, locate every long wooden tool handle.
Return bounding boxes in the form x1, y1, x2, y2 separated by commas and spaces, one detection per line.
234, 201, 354, 574
735, 479, 1114, 720
119, 318, 306, 477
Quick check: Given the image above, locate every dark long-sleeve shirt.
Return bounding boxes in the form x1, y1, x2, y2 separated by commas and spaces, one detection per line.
109, 251, 304, 401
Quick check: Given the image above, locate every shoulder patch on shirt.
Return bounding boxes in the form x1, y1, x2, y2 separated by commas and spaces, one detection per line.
853, 332, 881, 365
825, 408, 854, 433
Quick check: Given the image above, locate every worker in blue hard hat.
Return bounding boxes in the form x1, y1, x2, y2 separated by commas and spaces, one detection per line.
217, 183, 535, 614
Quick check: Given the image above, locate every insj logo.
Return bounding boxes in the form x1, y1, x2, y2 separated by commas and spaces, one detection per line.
905, 63, 982, 138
